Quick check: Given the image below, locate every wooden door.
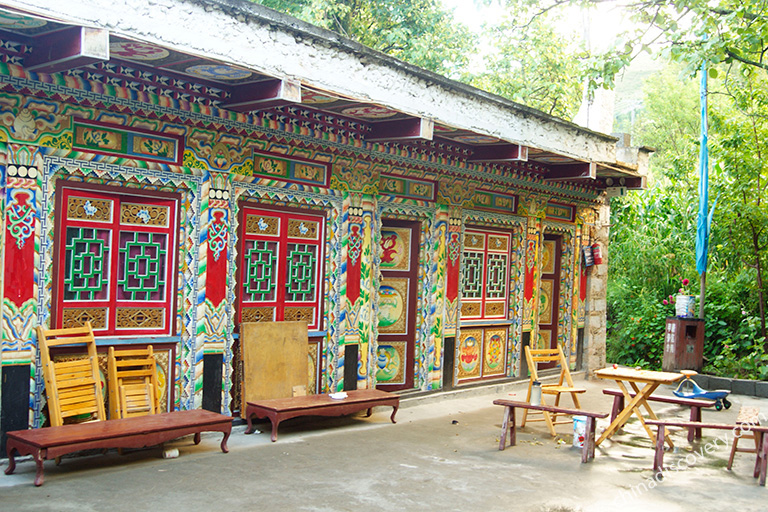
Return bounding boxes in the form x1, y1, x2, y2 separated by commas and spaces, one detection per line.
376, 220, 419, 391
538, 234, 561, 368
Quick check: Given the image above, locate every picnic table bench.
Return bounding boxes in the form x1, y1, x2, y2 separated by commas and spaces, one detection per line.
4, 409, 232, 486
245, 389, 400, 442
645, 418, 768, 486
603, 388, 716, 442
493, 399, 609, 463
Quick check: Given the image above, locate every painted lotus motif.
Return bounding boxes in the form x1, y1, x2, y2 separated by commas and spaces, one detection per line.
376, 345, 400, 382
378, 285, 403, 328
459, 335, 480, 373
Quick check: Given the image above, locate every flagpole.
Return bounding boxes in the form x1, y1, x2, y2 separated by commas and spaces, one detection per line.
697, 58, 708, 319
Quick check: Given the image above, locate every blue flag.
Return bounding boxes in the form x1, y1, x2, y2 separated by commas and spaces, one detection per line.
696, 62, 711, 275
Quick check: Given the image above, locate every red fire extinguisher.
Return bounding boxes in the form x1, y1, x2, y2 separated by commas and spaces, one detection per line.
591, 243, 603, 265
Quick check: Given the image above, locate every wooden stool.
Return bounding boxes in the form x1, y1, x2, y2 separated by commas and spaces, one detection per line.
728, 406, 761, 472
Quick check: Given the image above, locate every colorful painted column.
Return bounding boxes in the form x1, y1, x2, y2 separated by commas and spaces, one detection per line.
519, 193, 547, 347
426, 204, 449, 390
201, 173, 230, 413
444, 207, 462, 338
332, 163, 379, 391
1, 149, 39, 453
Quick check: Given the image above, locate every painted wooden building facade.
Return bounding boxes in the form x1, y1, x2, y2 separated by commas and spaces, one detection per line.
0, 0, 649, 447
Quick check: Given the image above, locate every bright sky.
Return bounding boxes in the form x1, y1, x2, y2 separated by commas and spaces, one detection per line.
439, 0, 629, 52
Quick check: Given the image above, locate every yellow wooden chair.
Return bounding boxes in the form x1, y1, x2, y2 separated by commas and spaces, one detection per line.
107, 345, 160, 419
37, 322, 106, 426
521, 344, 586, 436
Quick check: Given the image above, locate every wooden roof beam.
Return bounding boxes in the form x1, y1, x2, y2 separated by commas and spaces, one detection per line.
25, 26, 109, 73
604, 175, 646, 189
365, 117, 434, 142
221, 78, 302, 112
467, 144, 528, 163
543, 161, 596, 181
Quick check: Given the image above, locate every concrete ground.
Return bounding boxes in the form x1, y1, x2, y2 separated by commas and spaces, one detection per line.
1, 376, 766, 512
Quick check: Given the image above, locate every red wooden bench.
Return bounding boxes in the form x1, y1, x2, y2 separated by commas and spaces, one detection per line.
603, 388, 716, 442
245, 389, 399, 442
4, 410, 232, 486
645, 419, 768, 486
493, 399, 608, 463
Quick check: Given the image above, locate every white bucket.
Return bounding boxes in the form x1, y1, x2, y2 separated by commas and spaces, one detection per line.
675, 295, 696, 317
573, 416, 587, 448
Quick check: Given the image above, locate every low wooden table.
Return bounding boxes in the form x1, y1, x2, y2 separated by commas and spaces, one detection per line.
4, 410, 232, 486
245, 389, 400, 442
594, 367, 683, 448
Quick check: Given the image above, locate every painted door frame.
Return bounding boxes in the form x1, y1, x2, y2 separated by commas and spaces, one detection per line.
376, 218, 420, 391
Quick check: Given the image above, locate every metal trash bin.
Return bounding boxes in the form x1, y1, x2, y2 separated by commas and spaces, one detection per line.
662, 317, 704, 371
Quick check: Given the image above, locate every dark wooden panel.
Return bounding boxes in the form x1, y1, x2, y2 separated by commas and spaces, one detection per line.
343, 344, 359, 391
202, 353, 224, 413
1, 364, 31, 457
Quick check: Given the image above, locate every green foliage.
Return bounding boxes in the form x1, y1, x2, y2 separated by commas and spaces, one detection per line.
704, 338, 768, 380
606, 286, 668, 368
583, 0, 768, 89
466, 3, 585, 118
250, 0, 475, 77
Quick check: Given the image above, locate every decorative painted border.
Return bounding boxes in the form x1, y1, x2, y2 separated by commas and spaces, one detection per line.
379, 173, 437, 202
37, 155, 203, 423
379, 202, 437, 391
0, 67, 603, 202
229, 180, 342, 401
72, 119, 183, 165
473, 188, 517, 215
251, 150, 330, 188
461, 209, 526, 379
544, 220, 577, 362
545, 200, 576, 223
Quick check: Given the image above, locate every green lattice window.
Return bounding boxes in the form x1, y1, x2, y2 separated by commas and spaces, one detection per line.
461, 229, 512, 320
117, 232, 167, 301
55, 186, 178, 335
285, 243, 317, 301
461, 251, 483, 299
243, 240, 278, 302
239, 206, 325, 330
486, 253, 508, 299
63, 227, 110, 301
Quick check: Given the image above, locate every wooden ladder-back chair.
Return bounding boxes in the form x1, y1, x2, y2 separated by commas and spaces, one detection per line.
37, 321, 106, 427
107, 345, 160, 419
521, 345, 586, 436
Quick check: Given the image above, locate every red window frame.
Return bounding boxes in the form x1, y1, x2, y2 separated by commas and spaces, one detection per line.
237, 205, 326, 331
460, 228, 512, 321
53, 185, 179, 336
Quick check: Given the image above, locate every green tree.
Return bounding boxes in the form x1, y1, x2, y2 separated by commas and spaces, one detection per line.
709, 67, 768, 343
468, 4, 585, 118
251, 0, 475, 77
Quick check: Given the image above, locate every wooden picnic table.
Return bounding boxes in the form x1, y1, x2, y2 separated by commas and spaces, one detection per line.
594, 367, 683, 448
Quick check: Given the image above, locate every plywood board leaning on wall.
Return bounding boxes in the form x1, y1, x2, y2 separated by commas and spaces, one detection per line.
240, 321, 308, 418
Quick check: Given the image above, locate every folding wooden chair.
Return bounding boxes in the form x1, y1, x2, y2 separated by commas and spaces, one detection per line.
37, 321, 106, 426
521, 344, 586, 436
107, 345, 160, 419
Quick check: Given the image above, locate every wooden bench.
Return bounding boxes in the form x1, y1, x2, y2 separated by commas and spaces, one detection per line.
603, 388, 716, 442
645, 419, 768, 486
245, 389, 399, 442
493, 399, 609, 463
4, 410, 232, 486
